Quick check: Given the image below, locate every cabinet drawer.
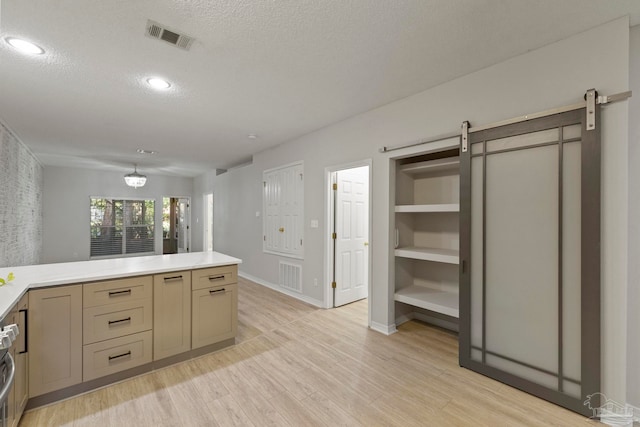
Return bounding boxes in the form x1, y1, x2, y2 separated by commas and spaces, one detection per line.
83, 330, 152, 382
192, 283, 237, 349
83, 299, 152, 344
192, 265, 237, 291
83, 276, 152, 308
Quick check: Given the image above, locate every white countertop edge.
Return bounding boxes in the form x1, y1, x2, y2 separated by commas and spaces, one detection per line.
0, 252, 242, 320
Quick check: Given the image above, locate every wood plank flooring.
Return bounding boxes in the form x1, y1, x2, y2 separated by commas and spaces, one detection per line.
19, 277, 595, 426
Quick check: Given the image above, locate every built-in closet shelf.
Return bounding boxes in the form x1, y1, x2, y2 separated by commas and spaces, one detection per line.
394, 247, 459, 264
395, 204, 460, 213
394, 285, 459, 318
398, 157, 460, 175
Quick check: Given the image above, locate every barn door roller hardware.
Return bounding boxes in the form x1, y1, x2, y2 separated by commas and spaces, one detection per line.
379, 89, 631, 154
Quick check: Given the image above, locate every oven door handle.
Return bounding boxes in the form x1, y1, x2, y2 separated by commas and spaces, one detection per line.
0, 352, 15, 404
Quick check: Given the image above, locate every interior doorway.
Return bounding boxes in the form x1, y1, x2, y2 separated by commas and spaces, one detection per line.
327, 162, 371, 309
162, 197, 191, 254
204, 193, 214, 251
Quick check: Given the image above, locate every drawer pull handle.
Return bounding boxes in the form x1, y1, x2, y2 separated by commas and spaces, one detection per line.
108, 351, 132, 361
108, 317, 132, 325
209, 275, 225, 281
164, 275, 183, 281
108, 289, 132, 297
209, 288, 226, 294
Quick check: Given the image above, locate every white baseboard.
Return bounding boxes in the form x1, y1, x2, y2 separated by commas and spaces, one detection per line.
396, 312, 459, 332
370, 320, 397, 335
238, 271, 324, 308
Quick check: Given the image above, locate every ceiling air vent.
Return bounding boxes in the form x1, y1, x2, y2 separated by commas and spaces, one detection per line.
145, 20, 194, 51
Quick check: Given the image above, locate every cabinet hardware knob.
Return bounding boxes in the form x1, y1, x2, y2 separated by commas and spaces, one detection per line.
279, 227, 285, 232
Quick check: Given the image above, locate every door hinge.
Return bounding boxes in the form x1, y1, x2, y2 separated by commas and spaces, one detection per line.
300, 173, 303, 180
332, 183, 337, 191
263, 181, 266, 187
263, 235, 266, 241
186, 225, 189, 230
331, 281, 337, 289
300, 239, 303, 245
332, 232, 337, 239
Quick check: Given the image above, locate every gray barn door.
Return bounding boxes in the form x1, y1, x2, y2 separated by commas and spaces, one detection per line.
459, 107, 600, 416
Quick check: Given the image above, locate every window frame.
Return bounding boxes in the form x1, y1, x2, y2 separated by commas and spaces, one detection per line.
89, 196, 156, 259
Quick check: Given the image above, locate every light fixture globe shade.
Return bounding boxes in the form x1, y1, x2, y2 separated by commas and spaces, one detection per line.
124, 167, 147, 188
6, 37, 44, 55
146, 77, 171, 90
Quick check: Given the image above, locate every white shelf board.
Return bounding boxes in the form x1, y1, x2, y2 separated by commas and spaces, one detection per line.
394, 247, 459, 264
394, 285, 459, 318
399, 157, 460, 175
395, 204, 460, 213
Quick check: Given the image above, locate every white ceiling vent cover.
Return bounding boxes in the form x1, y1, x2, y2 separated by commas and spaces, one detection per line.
145, 20, 194, 51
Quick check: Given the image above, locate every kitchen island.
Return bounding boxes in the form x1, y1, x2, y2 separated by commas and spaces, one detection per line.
0, 251, 241, 413
0, 251, 241, 319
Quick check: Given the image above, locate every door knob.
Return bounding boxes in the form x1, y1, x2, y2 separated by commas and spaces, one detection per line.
279, 227, 285, 233
364, 242, 369, 246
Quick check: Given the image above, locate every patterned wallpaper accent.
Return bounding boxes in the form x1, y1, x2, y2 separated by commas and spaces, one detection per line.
0, 121, 43, 267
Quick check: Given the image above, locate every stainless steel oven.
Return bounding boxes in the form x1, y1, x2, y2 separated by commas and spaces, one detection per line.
0, 318, 17, 427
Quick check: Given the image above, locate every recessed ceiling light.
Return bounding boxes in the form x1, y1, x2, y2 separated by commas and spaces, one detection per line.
146, 77, 171, 90
137, 148, 158, 155
247, 134, 258, 140
5, 37, 44, 55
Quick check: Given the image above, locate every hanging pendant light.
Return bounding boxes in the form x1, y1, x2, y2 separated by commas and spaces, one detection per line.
124, 164, 147, 188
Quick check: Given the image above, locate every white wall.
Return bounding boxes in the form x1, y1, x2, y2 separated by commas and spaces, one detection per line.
42, 166, 193, 263
627, 24, 640, 408
193, 18, 631, 401
0, 121, 43, 267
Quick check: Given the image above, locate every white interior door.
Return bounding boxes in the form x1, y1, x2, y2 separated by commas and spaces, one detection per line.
334, 166, 369, 307
177, 198, 190, 253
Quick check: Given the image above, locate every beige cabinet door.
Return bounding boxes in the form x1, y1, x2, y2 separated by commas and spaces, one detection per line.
192, 283, 237, 349
29, 285, 82, 397
153, 271, 191, 360
14, 293, 28, 423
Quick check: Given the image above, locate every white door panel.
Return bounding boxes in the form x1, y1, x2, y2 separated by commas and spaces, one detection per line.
334, 166, 369, 307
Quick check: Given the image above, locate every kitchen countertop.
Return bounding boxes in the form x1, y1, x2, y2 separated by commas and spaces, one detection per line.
0, 252, 242, 320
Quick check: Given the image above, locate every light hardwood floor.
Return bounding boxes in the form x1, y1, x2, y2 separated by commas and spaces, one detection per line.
20, 277, 595, 426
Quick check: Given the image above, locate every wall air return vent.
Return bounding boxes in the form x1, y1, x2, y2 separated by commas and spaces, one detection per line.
279, 261, 302, 293
145, 20, 194, 51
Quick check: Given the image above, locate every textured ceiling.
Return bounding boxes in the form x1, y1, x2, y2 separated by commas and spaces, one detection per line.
0, 1, 639, 177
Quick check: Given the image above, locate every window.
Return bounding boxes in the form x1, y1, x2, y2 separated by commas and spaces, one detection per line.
263, 161, 304, 258
90, 198, 155, 258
